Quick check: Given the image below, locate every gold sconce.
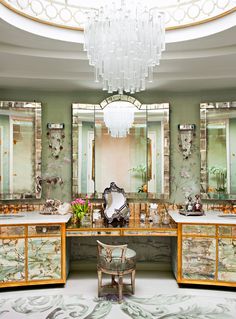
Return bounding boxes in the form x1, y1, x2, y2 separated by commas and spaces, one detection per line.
47, 123, 65, 159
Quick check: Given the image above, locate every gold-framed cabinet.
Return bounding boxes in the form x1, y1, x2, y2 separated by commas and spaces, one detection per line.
175, 223, 236, 287
0, 223, 66, 288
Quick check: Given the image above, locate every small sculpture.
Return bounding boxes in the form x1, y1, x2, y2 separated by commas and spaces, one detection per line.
42, 199, 62, 214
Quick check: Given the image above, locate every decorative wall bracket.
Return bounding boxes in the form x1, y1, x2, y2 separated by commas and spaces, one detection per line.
178, 124, 196, 160
36, 176, 63, 199
47, 123, 65, 159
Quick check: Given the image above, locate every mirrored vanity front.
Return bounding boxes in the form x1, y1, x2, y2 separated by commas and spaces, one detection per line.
200, 101, 236, 199
72, 95, 169, 200
0, 101, 42, 200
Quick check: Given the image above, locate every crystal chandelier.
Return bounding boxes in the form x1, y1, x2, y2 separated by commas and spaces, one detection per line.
83, 0, 165, 94
103, 102, 135, 138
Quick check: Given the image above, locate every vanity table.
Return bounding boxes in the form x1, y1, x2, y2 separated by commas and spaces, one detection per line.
169, 211, 236, 287
0, 212, 70, 288
1, 209, 236, 289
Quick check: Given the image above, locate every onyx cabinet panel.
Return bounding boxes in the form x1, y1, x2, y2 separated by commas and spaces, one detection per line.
181, 236, 216, 281
218, 226, 236, 282
178, 224, 236, 287
0, 224, 65, 288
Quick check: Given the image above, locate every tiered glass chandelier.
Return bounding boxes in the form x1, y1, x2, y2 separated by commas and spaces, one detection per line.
103, 102, 135, 138
83, 0, 165, 94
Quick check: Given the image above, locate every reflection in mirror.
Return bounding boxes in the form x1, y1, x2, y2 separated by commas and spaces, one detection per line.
95, 100, 146, 195
72, 95, 169, 199
200, 102, 236, 199
0, 101, 42, 200
72, 104, 95, 196
147, 105, 169, 195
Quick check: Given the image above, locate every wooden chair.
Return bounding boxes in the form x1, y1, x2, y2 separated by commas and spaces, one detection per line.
97, 240, 136, 303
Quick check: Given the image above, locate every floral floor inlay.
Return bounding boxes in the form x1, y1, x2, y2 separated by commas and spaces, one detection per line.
0, 293, 236, 318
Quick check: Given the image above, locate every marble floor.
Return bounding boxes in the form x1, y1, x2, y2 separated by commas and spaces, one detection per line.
0, 271, 236, 318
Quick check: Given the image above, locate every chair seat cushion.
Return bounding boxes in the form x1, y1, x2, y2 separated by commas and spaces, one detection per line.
98, 248, 136, 272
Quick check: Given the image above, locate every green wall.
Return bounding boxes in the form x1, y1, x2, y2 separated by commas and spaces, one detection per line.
0, 88, 236, 203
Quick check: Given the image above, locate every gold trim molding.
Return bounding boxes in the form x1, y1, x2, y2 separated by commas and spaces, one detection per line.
0, 0, 235, 32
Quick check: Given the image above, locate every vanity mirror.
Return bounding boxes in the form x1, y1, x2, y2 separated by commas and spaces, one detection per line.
103, 182, 130, 223
200, 101, 236, 199
0, 101, 42, 200
72, 95, 169, 200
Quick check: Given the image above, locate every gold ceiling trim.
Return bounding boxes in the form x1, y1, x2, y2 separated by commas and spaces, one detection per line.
167, 7, 236, 30
0, 0, 235, 32
0, 0, 83, 31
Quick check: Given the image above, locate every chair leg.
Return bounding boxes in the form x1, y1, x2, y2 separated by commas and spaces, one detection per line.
131, 269, 135, 294
98, 270, 102, 297
118, 275, 123, 303
111, 275, 116, 286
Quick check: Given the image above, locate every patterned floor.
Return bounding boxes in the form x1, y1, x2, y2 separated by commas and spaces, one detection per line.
1, 292, 236, 318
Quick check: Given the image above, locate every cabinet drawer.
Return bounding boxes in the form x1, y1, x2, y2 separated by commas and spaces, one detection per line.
218, 226, 236, 237
182, 224, 216, 236
28, 225, 61, 236
0, 226, 25, 237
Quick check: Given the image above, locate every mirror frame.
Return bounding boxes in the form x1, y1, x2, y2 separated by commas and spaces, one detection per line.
72, 94, 170, 200
0, 101, 42, 200
200, 101, 236, 200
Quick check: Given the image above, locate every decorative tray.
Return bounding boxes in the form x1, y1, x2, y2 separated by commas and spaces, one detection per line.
179, 210, 205, 216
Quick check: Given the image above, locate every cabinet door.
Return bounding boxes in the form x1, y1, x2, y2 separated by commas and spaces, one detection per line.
28, 237, 61, 280
0, 238, 25, 282
218, 238, 236, 282
182, 237, 216, 280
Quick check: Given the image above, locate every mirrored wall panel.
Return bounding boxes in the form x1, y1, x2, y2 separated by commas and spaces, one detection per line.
72, 95, 169, 199
200, 101, 236, 199
0, 101, 42, 200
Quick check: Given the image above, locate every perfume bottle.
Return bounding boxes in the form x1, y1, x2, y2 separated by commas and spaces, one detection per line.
185, 196, 193, 212
193, 194, 202, 212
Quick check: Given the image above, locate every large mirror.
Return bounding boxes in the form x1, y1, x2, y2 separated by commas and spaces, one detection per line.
72, 95, 169, 199
0, 101, 42, 200
200, 101, 236, 199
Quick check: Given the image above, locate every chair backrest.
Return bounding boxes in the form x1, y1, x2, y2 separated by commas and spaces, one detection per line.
97, 240, 127, 263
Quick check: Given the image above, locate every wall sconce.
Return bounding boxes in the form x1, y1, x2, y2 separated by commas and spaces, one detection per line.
47, 123, 65, 159
178, 124, 196, 159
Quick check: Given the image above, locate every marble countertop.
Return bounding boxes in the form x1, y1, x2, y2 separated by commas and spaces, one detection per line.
0, 211, 71, 225
169, 210, 236, 225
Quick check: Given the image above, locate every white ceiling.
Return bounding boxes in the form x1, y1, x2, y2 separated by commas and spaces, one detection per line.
0, 13, 236, 93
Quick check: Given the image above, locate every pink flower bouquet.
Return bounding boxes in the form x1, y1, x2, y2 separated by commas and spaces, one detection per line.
71, 196, 91, 220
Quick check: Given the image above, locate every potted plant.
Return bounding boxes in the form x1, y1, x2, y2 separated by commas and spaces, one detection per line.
71, 196, 91, 225
129, 164, 147, 192
209, 166, 227, 193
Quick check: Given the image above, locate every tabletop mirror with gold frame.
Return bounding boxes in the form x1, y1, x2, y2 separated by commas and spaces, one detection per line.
72, 95, 169, 200
0, 101, 42, 200
200, 101, 236, 200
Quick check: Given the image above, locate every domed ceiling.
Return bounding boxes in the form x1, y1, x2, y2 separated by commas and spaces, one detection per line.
0, 0, 235, 92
